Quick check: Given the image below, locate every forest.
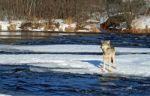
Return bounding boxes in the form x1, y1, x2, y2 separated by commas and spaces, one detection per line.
0, 0, 149, 22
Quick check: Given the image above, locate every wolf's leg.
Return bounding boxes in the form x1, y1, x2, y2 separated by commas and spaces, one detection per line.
112, 54, 116, 69
103, 55, 111, 72
102, 55, 107, 72
108, 55, 112, 71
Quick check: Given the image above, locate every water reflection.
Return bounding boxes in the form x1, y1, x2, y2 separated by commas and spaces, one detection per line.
0, 31, 52, 44
0, 31, 150, 48
0, 31, 52, 39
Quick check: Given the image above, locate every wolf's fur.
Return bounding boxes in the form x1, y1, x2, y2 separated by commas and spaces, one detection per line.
101, 40, 116, 72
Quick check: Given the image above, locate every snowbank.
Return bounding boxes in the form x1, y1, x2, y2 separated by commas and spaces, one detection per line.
0, 21, 23, 31
0, 19, 101, 32
131, 16, 150, 29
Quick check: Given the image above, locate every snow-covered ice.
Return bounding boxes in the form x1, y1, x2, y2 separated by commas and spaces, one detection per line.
0, 44, 150, 77
0, 44, 150, 53
0, 94, 11, 96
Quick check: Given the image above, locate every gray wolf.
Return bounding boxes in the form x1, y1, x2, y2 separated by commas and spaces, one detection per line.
101, 40, 116, 72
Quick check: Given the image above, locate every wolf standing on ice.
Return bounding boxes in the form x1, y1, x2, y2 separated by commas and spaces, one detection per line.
101, 40, 116, 72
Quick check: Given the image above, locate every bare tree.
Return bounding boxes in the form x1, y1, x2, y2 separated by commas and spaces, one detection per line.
103, 0, 146, 28
0, 0, 147, 25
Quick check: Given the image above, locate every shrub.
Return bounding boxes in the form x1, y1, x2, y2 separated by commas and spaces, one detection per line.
64, 17, 73, 25
31, 22, 40, 29
8, 23, 16, 31
20, 21, 32, 30
65, 26, 75, 32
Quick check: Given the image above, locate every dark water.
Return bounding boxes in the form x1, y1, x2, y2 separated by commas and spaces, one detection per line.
0, 65, 150, 96
13, 33, 150, 48
0, 33, 150, 96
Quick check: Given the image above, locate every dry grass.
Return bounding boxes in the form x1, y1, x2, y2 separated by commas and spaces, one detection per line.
65, 26, 75, 32
75, 23, 88, 31
75, 26, 89, 32
43, 24, 50, 31
55, 23, 60, 29
121, 28, 150, 34
90, 26, 101, 33
130, 28, 142, 34
30, 16, 41, 29
31, 22, 40, 29
20, 21, 57, 31
64, 17, 73, 25
49, 25, 56, 31
0, 25, 2, 31
8, 23, 16, 31
42, 23, 56, 31
131, 28, 150, 34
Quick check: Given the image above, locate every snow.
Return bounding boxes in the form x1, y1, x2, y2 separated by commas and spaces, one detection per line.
0, 20, 23, 31
0, 19, 93, 32
59, 24, 69, 32
84, 25, 92, 29
0, 16, 149, 32
119, 22, 128, 30
131, 16, 150, 29
0, 32, 10, 35
52, 19, 64, 24
0, 44, 150, 53
58, 23, 77, 32
0, 44, 150, 77
86, 19, 99, 23
0, 21, 9, 31
0, 94, 11, 96
77, 30, 90, 32
69, 23, 77, 28
99, 16, 108, 24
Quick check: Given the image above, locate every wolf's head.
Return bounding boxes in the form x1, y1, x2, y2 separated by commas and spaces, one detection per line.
101, 40, 111, 50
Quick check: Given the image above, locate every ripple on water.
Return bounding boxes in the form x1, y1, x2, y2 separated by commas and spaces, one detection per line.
0, 65, 150, 96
